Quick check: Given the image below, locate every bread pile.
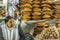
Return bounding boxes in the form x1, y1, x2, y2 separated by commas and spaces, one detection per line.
33, 22, 49, 37
35, 26, 59, 40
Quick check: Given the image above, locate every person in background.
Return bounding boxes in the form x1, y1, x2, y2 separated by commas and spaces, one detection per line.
0, 16, 25, 40
8, 0, 19, 17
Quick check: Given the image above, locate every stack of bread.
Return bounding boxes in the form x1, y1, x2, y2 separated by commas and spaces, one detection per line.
32, 0, 41, 20
19, 0, 32, 21
35, 26, 59, 40
41, 0, 52, 20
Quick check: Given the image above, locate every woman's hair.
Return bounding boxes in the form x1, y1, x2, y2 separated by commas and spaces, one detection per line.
5, 16, 14, 23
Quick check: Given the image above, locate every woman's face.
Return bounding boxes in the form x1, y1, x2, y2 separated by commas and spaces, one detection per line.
6, 18, 15, 28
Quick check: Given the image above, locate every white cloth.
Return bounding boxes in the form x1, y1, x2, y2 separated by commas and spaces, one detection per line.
8, 0, 19, 17
1, 24, 19, 40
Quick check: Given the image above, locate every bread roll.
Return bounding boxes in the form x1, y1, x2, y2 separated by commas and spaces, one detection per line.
41, 4, 51, 7
22, 7, 32, 11
43, 14, 51, 19
54, 14, 60, 19
35, 22, 46, 27
21, 3, 32, 8
56, 23, 60, 28
22, 15, 30, 18
33, 0, 40, 4
32, 11, 41, 15
21, 0, 33, 3
33, 4, 40, 7
32, 16, 41, 20
22, 15, 31, 20
54, 5, 60, 9
42, 1, 52, 4
55, 10, 60, 12
22, 11, 30, 15
43, 11, 52, 15
33, 7, 41, 11
53, 1, 60, 5
42, 7, 51, 11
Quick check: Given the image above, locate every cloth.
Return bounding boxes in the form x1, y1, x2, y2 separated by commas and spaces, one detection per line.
1, 24, 19, 40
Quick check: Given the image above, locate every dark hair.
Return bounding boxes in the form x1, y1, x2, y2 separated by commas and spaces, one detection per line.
5, 16, 14, 23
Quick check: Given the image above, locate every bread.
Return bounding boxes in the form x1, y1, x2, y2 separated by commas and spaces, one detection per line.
33, 4, 40, 7
22, 7, 32, 11
55, 10, 60, 12
33, 0, 40, 4
21, 3, 32, 8
54, 14, 60, 19
22, 15, 31, 20
32, 16, 41, 20
21, 0, 33, 3
43, 11, 52, 15
22, 15, 30, 18
33, 7, 41, 11
42, 1, 52, 4
43, 14, 51, 19
42, 7, 51, 11
53, 1, 60, 5
39, 26, 59, 39
32, 11, 41, 15
42, 0, 51, 2
56, 23, 60, 28
41, 4, 51, 7
22, 11, 30, 15
35, 22, 46, 27
53, 5, 60, 9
